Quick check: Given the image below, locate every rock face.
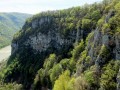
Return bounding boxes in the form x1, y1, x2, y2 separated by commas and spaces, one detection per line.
12, 10, 120, 72
87, 12, 120, 65
76, 11, 120, 77
117, 69, 120, 90
11, 43, 18, 54
12, 17, 77, 56
12, 14, 92, 56
115, 34, 120, 60
31, 17, 50, 29
25, 31, 72, 52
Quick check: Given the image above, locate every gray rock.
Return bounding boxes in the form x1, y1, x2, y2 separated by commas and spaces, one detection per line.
117, 69, 120, 90
11, 43, 18, 54
115, 34, 120, 60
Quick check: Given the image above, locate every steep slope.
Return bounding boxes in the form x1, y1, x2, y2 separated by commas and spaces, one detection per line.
0, 12, 32, 48
0, 0, 120, 90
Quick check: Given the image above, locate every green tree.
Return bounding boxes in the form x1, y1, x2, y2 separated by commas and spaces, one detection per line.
53, 70, 74, 90
100, 60, 120, 90
82, 19, 92, 30
74, 76, 89, 90
72, 40, 84, 60
50, 64, 63, 85
43, 54, 57, 70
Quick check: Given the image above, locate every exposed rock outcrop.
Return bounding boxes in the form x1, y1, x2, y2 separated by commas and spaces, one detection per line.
117, 69, 120, 90
115, 34, 120, 60
24, 31, 73, 52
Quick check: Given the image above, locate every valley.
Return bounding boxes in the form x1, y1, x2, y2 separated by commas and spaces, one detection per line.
0, 12, 32, 48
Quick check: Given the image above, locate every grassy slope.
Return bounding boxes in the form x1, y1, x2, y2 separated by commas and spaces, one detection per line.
0, 12, 32, 48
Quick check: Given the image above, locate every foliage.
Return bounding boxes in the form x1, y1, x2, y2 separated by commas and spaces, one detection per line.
1, 0, 120, 90
85, 32, 94, 46
84, 65, 99, 89
100, 60, 120, 90
72, 40, 85, 60
74, 76, 89, 90
60, 59, 70, 70
99, 45, 109, 58
43, 54, 57, 70
97, 18, 104, 27
81, 19, 92, 30
90, 10, 101, 21
78, 50, 87, 64
53, 70, 74, 90
50, 64, 63, 85
0, 83, 23, 90
102, 23, 110, 34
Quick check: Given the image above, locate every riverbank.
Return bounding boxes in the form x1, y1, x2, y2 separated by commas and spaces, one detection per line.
0, 45, 11, 62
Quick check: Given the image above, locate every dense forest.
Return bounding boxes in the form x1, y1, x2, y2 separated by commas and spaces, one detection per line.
0, 0, 120, 90
0, 13, 31, 48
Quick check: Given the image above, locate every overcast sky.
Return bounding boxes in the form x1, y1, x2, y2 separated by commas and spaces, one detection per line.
0, 0, 102, 14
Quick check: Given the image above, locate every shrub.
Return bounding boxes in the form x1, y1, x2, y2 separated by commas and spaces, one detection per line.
84, 65, 100, 89
102, 23, 110, 34
74, 76, 89, 90
72, 40, 85, 60
97, 18, 104, 27
100, 60, 120, 90
78, 50, 87, 64
99, 45, 109, 58
82, 19, 92, 30
50, 64, 63, 85
43, 54, 57, 70
53, 70, 74, 90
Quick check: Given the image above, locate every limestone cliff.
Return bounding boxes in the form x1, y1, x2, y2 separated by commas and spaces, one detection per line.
3, 0, 120, 90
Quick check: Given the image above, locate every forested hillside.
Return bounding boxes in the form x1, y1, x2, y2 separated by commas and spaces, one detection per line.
0, 0, 120, 90
0, 12, 31, 48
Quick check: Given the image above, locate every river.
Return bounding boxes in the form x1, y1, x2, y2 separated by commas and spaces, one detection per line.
0, 45, 11, 62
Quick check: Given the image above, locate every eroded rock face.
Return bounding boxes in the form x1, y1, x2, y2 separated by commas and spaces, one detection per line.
24, 31, 73, 52
12, 13, 94, 55
87, 12, 119, 67
115, 34, 120, 60
117, 69, 120, 90
11, 43, 18, 54
12, 16, 76, 54
32, 17, 50, 29
102, 34, 109, 46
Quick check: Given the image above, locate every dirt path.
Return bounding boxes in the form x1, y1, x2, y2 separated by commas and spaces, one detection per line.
0, 45, 11, 62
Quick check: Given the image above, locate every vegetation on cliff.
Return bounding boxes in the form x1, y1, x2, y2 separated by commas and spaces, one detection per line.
0, 0, 120, 90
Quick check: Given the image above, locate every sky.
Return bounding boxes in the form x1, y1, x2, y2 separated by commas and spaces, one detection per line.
0, 0, 102, 14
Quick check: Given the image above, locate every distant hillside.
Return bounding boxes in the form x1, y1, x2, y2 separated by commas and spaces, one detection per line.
0, 12, 32, 48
